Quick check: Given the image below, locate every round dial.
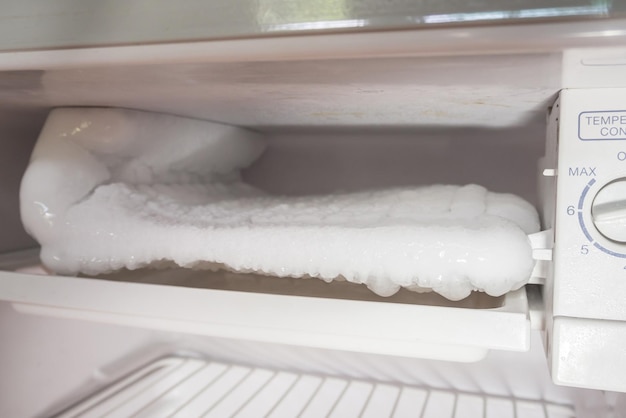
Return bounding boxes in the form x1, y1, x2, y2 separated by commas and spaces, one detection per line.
591, 179, 626, 243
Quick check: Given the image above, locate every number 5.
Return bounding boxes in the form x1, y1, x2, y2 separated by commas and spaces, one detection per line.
581, 244, 589, 255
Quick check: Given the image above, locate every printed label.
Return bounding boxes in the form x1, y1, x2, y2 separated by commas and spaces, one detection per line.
579, 111, 626, 140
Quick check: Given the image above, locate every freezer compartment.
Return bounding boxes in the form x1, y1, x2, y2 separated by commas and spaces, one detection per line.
5, 105, 543, 363
0, 41, 555, 364
0, 109, 546, 361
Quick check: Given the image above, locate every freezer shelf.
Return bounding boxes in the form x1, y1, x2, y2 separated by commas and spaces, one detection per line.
53, 356, 575, 418
0, 269, 530, 362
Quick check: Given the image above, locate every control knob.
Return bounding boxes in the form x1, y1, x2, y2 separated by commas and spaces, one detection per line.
592, 179, 626, 243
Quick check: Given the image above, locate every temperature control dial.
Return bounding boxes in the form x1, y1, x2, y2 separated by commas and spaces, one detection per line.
591, 179, 626, 243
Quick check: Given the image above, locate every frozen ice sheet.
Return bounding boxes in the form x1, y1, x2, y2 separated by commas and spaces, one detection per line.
20, 108, 540, 300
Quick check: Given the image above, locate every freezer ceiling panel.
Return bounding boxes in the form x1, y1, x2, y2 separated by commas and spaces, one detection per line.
0, 54, 561, 128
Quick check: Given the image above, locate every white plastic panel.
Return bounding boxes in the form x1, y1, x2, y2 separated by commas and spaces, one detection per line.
0, 271, 530, 362
552, 88, 626, 321
53, 356, 577, 418
563, 47, 626, 89
552, 317, 626, 393
544, 88, 626, 394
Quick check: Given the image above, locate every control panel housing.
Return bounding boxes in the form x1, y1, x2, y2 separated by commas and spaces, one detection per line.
546, 88, 626, 391
552, 88, 626, 321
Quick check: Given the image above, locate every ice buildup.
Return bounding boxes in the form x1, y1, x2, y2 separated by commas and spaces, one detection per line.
20, 108, 540, 300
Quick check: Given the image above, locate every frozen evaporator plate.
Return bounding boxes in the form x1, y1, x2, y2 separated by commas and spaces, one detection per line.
20, 108, 541, 301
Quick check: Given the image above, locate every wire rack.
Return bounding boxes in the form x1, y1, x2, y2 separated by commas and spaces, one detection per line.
54, 356, 575, 418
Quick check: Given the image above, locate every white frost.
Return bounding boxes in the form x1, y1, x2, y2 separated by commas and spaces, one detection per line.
21, 108, 540, 300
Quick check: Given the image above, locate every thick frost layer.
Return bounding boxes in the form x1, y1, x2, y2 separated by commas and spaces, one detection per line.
21, 108, 540, 301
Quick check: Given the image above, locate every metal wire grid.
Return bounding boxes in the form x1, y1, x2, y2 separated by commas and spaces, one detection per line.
55, 356, 575, 418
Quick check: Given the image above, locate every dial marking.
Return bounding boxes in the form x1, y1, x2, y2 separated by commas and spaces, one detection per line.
594, 242, 626, 258
578, 211, 594, 242
578, 178, 596, 210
